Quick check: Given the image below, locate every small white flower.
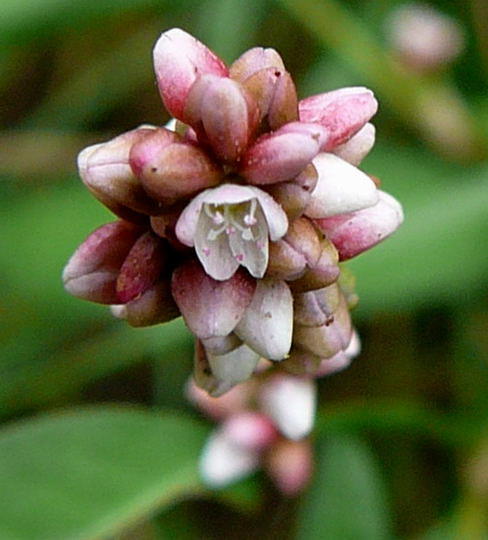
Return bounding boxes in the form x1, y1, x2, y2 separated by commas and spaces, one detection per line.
176, 183, 288, 280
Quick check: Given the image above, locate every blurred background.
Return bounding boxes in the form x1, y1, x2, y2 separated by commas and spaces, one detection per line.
0, 0, 487, 538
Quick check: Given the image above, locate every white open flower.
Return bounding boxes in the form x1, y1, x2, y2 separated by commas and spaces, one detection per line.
176, 183, 288, 280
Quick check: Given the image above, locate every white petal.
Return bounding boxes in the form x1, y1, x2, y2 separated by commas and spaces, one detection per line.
249, 187, 289, 240
235, 279, 293, 361
194, 210, 239, 280
259, 375, 317, 440
207, 343, 260, 386
200, 429, 260, 488
305, 153, 378, 218
228, 204, 269, 278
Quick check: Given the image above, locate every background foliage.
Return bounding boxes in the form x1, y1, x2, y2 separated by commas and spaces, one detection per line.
1, 0, 487, 538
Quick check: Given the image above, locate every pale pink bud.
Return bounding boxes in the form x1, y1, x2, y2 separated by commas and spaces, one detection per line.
333, 123, 376, 166
235, 279, 293, 361
293, 293, 352, 358
223, 412, 278, 451
199, 427, 260, 488
240, 122, 327, 185
62, 221, 142, 304
259, 375, 317, 440
229, 47, 285, 82
264, 163, 318, 220
186, 378, 253, 420
78, 127, 159, 216
185, 76, 257, 163
305, 153, 378, 219
387, 4, 465, 72
265, 439, 313, 496
153, 28, 228, 119
130, 129, 222, 202
266, 239, 307, 281
299, 87, 378, 150
172, 260, 256, 340
315, 330, 361, 377
314, 190, 404, 260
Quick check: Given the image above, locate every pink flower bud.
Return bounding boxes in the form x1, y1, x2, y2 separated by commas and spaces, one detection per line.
240, 122, 327, 185
223, 412, 278, 451
116, 232, 166, 303
314, 190, 404, 260
130, 130, 223, 202
118, 280, 180, 327
62, 221, 142, 304
242, 68, 298, 130
299, 87, 378, 150
229, 47, 285, 82
266, 239, 307, 280
264, 163, 318, 220
172, 260, 256, 340
387, 4, 465, 72
315, 330, 361, 377
259, 375, 317, 440
265, 439, 313, 496
153, 28, 228, 119
293, 293, 352, 358
293, 283, 341, 327
78, 127, 159, 216
280, 347, 323, 376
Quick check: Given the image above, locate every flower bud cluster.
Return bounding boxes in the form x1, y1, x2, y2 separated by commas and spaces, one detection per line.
63, 28, 403, 395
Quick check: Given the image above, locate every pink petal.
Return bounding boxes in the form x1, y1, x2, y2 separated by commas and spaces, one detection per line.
314, 190, 404, 260
333, 122, 376, 166
299, 87, 378, 150
229, 47, 285, 82
153, 28, 228, 119
223, 412, 278, 450
171, 260, 256, 339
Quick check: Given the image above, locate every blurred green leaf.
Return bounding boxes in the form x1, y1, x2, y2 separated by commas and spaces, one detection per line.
297, 435, 391, 540
351, 147, 488, 313
0, 406, 207, 540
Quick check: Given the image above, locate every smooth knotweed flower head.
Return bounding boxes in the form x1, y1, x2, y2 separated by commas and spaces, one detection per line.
63, 28, 403, 398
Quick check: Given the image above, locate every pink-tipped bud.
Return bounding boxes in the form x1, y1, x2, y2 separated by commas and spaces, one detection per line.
314, 190, 404, 260
223, 412, 278, 451
172, 260, 256, 340
130, 129, 222, 202
229, 47, 285, 82
299, 87, 378, 150
116, 232, 166, 303
153, 28, 228, 119
184, 75, 257, 163
293, 283, 341, 327
242, 68, 298, 130
78, 127, 159, 216
62, 221, 142, 304
240, 122, 327, 185
315, 330, 361, 377
265, 439, 313, 496
259, 375, 317, 441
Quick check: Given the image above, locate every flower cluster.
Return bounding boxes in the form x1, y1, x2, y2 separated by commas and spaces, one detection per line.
63, 28, 403, 397
188, 334, 360, 492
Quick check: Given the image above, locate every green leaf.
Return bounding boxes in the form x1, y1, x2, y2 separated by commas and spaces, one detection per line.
0, 407, 208, 540
297, 435, 391, 540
